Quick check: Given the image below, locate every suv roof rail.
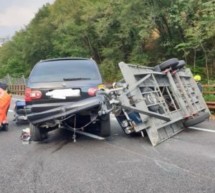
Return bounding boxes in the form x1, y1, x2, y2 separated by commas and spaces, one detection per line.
40, 57, 90, 62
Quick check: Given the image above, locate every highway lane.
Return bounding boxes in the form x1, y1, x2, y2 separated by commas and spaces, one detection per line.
0, 97, 215, 193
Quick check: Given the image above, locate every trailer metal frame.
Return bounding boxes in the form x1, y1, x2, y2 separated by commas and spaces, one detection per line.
113, 60, 210, 146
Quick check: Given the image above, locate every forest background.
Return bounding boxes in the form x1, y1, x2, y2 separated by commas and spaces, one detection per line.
0, 0, 215, 83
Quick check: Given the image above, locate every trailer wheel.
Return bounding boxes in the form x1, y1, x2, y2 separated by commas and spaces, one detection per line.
30, 123, 47, 141
172, 60, 186, 70
159, 58, 179, 71
183, 112, 210, 127
143, 88, 159, 112
153, 65, 161, 72
99, 114, 111, 137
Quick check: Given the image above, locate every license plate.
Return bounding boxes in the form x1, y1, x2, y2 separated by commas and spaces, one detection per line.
46, 89, 80, 99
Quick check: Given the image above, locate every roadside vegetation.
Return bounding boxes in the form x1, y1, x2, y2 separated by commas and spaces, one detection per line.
0, 0, 215, 83
203, 80, 215, 102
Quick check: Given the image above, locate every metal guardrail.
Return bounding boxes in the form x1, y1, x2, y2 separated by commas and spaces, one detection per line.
206, 102, 215, 110
1, 75, 215, 111
8, 84, 26, 96
203, 84, 215, 95
202, 85, 215, 111
0, 74, 26, 95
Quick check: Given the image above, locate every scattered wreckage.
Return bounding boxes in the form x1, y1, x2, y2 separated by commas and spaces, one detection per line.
22, 58, 210, 146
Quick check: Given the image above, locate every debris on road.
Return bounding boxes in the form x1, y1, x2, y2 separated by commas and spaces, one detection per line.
20, 128, 31, 144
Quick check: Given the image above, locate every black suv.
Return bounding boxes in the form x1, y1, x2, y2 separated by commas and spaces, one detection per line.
25, 58, 111, 141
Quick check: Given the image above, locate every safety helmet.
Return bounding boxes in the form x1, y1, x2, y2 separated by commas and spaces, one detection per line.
194, 75, 201, 81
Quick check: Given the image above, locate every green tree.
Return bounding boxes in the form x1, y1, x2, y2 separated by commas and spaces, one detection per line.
0, 0, 215, 81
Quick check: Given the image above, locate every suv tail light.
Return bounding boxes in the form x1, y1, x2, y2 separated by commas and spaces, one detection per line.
25, 88, 42, 102
88, 87, 98, 96
88, 84, 106, 96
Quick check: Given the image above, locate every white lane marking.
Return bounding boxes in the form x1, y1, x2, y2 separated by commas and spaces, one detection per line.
189, 126, 215, 133
8, 109, 14, 113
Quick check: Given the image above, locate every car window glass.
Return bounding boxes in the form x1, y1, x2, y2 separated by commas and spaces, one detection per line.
29, 60, 100, 82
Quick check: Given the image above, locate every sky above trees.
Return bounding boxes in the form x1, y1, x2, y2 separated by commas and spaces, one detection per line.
0, 0, 55, 37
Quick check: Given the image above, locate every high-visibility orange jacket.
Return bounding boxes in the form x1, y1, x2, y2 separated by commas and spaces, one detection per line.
0, 88, 11, 124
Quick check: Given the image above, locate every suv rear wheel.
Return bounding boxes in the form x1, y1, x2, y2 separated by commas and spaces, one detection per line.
30, 123, 47, 141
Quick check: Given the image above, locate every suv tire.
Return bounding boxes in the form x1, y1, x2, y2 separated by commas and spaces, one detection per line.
30, 123, 46, 141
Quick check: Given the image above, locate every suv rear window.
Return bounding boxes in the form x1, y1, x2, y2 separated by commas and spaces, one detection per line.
29, 59, 101, 83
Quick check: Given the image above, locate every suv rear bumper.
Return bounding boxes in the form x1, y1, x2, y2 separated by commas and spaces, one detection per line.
27, 96, 107, 124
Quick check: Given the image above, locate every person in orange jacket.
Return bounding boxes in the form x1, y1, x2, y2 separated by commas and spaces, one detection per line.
0, 83, 11, 131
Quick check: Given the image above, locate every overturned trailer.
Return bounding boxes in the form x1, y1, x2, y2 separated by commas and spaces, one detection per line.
113, 59, 210, 146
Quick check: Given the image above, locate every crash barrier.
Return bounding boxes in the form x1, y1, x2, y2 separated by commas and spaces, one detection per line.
203, 84, 215, 95
0, 74, 26, 95
8, 84, 26, 95
206, 102, 215, 110
1, 74, 214, 101
202, 84, 215, 111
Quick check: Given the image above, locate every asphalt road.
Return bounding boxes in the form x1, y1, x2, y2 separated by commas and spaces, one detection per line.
0, 97, 215, 193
